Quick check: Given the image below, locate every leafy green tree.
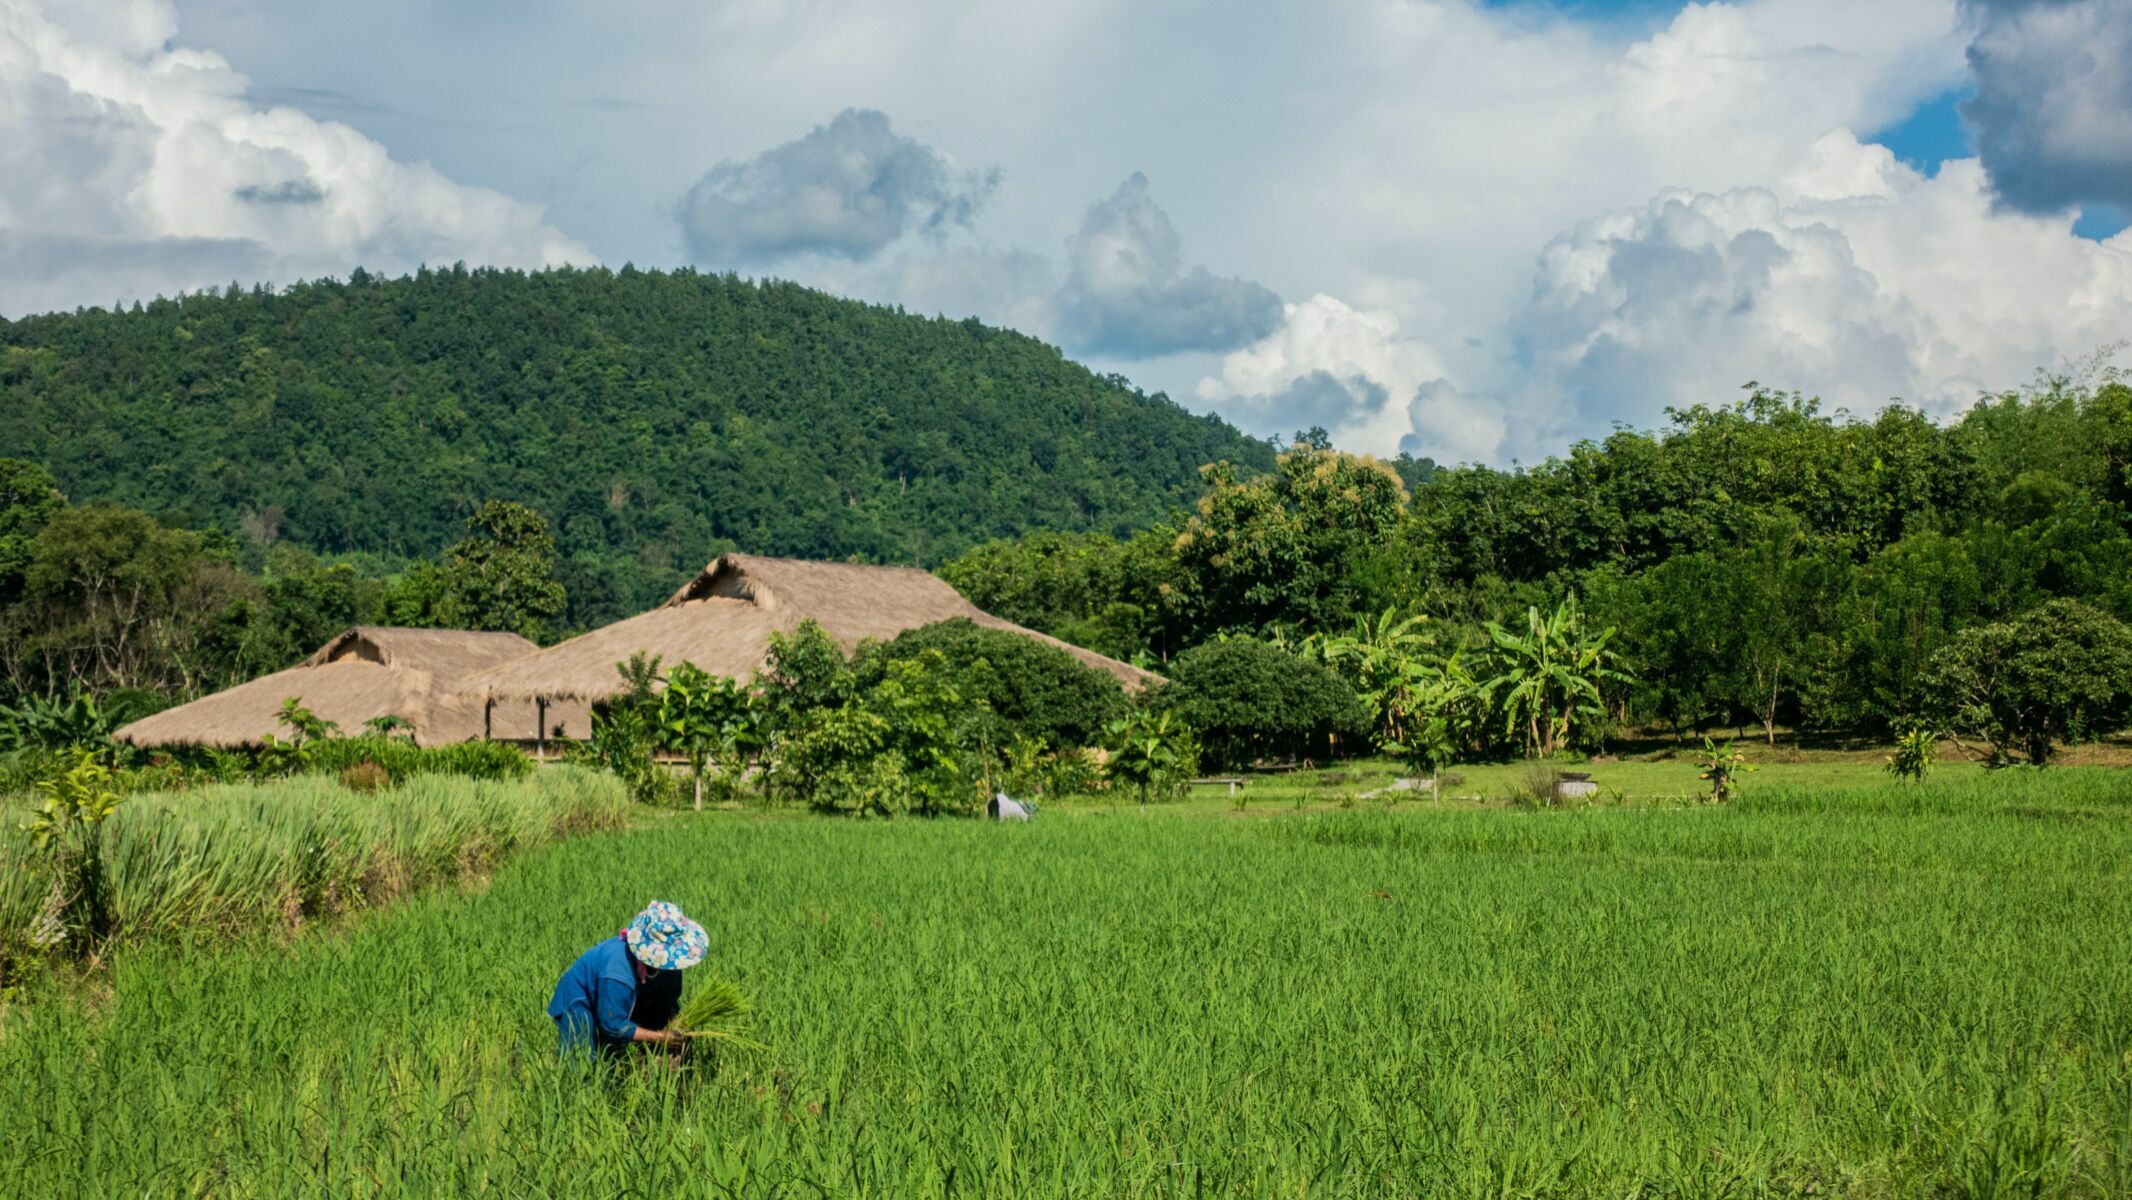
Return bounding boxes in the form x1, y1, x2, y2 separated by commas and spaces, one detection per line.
756, 620, 853, 739
854, 618, 1127, 749
435, 501, 568, 642
0, 458, 64, 608
1, 267, 1271, 629
1173, 446, 1407, 636
1924, 599, 2132, 765
1155, 637, 1367, 770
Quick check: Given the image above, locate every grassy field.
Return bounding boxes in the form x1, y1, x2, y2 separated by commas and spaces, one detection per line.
4, 769, 2131, 1196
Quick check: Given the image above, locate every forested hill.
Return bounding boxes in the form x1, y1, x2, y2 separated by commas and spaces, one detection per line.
0, 265, 1272, 623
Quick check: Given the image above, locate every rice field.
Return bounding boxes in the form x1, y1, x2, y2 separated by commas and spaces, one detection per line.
5, 770, 2131, 1197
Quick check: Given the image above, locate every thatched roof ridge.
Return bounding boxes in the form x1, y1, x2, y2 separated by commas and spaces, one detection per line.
112, 626, 576, 749
459, 553, 1161, 703
302, 626, 538, 675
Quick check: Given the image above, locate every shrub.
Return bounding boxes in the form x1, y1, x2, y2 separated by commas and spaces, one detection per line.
854, 618, 1129, 749
304, 735, 532, 783
1695, 737, 1755, 803
1104, 709, 1200, 804
1924, 599, 2132, 765
1152, 638, 1367, 770
339, 762, 390, 794
1885, 727, 1936, 783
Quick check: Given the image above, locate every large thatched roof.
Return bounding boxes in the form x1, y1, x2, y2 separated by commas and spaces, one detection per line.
113, 627, 584, 748
458, 553, 1162, 704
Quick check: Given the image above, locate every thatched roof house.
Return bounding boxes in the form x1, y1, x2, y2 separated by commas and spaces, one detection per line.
457, 553, 1161, 707
113, 626, 585, 749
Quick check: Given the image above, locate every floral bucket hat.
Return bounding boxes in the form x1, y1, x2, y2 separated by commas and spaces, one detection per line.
624, 900, 708, 971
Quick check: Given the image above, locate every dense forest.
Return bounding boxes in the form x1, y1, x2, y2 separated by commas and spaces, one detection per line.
0, 265, 1271, 628
5, 261, 2129, 755
945, 377, 2132, 744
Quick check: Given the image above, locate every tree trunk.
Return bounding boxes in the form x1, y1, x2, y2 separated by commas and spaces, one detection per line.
693, 763, 704, 812
1763, 662, 1781, 747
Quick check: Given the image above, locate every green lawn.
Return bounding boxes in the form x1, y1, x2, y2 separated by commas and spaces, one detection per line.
1163, 751, 2009, 814
5, 770, 2131, 1196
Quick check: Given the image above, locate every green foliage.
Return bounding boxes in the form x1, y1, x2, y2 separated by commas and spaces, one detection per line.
362, 714, 416, 740
657, 663, 757, 811
854, 618, 1127, 749
1102, 708, 1199, 804
301, 735, 533, 784
1694, 737, 1756, 803
1172, 445, 1408, 636
781, 703, 900, 816
0, 457, 63, 608
1480, 596, 1629, 759
0, 689, 154, 754
1924, 598, 2132, 765
276, 697, 340, 745
2, 267, 1269, 631
1886, 727, 1937, 783
429, 501, 570, 642
937, 528, 1188, 661
0, 768, 626, 986
13, 771, 2132, 1191
23, 750, 124, 851
756, 621, 855, 743
1155, 638, 1367, 770
672, 978, 762, 1059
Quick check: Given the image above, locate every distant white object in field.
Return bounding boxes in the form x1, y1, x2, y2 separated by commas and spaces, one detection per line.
1359, 777, 1435, 800
989, 793, 1031, 822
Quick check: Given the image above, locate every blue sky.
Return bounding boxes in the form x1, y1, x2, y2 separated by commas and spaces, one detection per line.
4, 0, 2130, 463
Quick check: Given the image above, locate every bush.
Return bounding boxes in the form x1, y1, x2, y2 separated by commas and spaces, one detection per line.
1924, 599, 2132, 765
1152, 638, 1368, 770
338, 762, 390, 794
303, 735, 532, 783
854, 618, 1129, 749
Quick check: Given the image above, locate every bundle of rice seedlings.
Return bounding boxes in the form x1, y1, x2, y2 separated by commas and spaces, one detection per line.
673, 978, 763, 1053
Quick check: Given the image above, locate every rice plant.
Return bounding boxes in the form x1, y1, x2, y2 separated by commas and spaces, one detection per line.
2, 769, 2129, 1196
673, 977, 763, 1058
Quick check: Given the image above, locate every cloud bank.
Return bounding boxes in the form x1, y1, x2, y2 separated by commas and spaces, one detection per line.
1963, 0, 2132, 213
1052, 173, 1285, 357
0, 0, 588, 315
675, 108, 997, 264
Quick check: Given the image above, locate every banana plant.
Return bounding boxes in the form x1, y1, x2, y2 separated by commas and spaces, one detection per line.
659, 662, 757, 811
1104, 709, 1196, 805
1480, 596, 1630, 759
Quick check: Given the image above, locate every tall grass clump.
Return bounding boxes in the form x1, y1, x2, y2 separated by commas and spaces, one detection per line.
0, 767, 627, 983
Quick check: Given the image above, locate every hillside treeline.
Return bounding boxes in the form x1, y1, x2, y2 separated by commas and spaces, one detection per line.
944, 378, 2132, 740
0, 265, 1270, 628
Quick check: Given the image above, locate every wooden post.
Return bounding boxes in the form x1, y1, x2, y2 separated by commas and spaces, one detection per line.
536, 698, 547, 762
483, 698, 493, 741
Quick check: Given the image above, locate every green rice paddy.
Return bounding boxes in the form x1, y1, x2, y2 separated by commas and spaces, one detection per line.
5, 769, 2131, 1196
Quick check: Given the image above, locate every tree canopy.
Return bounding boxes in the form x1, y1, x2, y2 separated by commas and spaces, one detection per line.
0, 265, 1271, 628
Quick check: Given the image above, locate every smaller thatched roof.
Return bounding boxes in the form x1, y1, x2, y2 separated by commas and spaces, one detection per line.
458, 553, 1162, 704
113, 627, 578, 749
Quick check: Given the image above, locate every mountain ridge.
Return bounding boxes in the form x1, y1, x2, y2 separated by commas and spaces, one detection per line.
0, 265, 1273, 625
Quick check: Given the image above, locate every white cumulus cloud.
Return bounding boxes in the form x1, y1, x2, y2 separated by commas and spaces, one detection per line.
1516, 131, 2132, 440
0, 0, 588, 315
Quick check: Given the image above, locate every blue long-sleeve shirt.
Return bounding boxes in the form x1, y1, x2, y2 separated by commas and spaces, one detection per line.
548, 936, 679, 1052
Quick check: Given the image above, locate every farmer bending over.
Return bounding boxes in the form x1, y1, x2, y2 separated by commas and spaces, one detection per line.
548, 899, 706, 1058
